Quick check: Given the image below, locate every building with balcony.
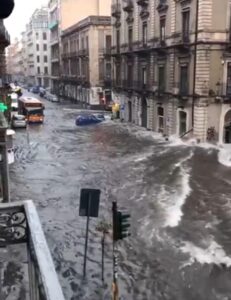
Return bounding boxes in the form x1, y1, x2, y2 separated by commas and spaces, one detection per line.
6, 38, 24, 83
60, 16, 112, 108
48, 0, 111, 97
48, 0, 61, 94
111, 0, 231, 144
23, 7, 50, 87
0, 20, 10, 84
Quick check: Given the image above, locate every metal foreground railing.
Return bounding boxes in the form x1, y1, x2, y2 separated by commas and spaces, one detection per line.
0, 200, 65, 300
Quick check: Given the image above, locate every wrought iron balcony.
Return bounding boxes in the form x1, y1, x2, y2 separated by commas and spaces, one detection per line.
112, 79, 122, 89
111, 3, 121, 18
133, 41, 151, 55
103, 47, 112, 56
137, 0, 149, 6
0, 200, 65, 300
172, 32, 190, 50
79, 49, 89, 57
157, 0, 168, 12
104, 77, 112, 87
122, 79, 134, 90
132, 80, 152, 93
123, 0, 134, 12
212, 82, 231, 101
111, 46, 120, 56
172, 82, 189, 98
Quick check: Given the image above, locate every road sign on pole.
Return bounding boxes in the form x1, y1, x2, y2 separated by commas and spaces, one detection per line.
79, 189, 100, 278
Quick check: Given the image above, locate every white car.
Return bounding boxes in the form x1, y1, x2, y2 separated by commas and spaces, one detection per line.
50, 94, 58, 102
47, 93, 58, 102
12, 114, 27, 128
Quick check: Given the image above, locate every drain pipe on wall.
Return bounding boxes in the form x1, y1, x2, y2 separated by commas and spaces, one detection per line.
192, 0, 199, 129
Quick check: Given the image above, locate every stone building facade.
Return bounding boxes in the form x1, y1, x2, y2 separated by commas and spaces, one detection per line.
48, 0, 111, 97
60, 16, 112, 108
24, 7, 51, 87
111, 0, 231, 144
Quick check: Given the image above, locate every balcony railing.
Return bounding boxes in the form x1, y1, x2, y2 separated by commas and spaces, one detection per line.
111, 3, 121, 18
103, 47, 112, 56
79, 49, 89, 56
212, 82, 231, 101
0, 200, 65, 300
133, 41, 151, 54
111, 46, 120, 55
123, 0, 134, 12
172, 32, 190, 49
122, 79, 134, 89
157, 0, 168, 12
172, 82, 189, 97
136, 0, 148, 6
104, 77, 112, 87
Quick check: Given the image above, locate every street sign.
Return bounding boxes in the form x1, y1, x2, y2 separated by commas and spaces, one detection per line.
79, 189, 100, 218
79, 188, 101, 278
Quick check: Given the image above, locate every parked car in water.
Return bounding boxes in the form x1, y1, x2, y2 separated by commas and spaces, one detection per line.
31, 86, 40, 94
46, 92, 58, 102
49, 94, 58, 102
39, 87, 46, 97
11, 114, 27, 128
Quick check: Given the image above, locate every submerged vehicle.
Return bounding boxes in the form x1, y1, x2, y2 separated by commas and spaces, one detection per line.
75, 114, 105, 126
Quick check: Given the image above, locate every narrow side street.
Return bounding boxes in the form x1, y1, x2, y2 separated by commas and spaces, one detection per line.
8, 94, 231, 300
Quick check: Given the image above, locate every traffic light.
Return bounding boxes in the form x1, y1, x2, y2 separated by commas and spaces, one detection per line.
112, 202, 131, 241
117, 212, 131, 240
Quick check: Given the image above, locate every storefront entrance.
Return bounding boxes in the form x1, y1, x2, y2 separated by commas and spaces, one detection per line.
141, 98, 147, 128
179, 111, 187, 136
224, 110, 231, 143
128, 101, 132, 122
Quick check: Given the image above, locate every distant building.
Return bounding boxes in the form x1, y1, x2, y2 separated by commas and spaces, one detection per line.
48, 0, 61, 94
24, 7, 50, 87
60, 16, 112, 108
48, 0, 111, 96
6, 38, 24, 83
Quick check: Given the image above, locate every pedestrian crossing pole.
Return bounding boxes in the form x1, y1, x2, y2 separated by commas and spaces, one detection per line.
112, 201, 119, 300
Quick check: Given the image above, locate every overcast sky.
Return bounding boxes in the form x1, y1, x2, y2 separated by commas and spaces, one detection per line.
4, 0, 48, 41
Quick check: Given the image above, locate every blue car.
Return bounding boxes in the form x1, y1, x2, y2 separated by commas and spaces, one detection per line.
76, 114, 105, 126
31, 86, 40, 94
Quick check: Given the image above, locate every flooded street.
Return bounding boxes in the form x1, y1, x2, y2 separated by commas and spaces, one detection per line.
10, 96, 231, 300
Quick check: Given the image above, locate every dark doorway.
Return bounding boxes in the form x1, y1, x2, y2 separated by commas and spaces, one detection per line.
128, 101, 132, 122
141, 98, 147, 128
157, 106, 164, 133
225, 125, 231, 143
179, 111, 187, 136
224, 110, 231, 143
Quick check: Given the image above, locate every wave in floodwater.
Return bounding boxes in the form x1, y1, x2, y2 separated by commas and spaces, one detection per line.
218, 145, 231, 167
180, 238, 231, 268
158, 152, 193, 228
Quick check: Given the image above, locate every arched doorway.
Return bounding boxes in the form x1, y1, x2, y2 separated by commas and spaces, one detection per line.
179, 111, 187, 136
224, 110, 231, 143
141, 97, 147, 128
128, 101, 132, 122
